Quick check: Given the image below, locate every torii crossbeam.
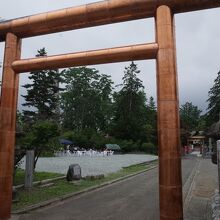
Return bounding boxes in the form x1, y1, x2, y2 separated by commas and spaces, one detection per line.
0, 0, 219, 219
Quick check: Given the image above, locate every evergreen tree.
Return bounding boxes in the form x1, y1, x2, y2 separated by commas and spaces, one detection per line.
145, 96, 157, 143
180, 102, 202, 130
147, 97, 156, 120
111, 62, 147, 141
22, 48, 63, 122
61, 67, 113, 133
207, 70, 220, 125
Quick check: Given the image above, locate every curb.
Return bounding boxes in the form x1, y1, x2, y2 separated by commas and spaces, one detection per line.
12, 165, 158, 214
14, 176, 66, 189
211, 190, 220, 220
183, 158, 218, 220
183, 158, 200, 209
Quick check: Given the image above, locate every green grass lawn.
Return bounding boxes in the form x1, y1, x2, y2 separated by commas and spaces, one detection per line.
13, 161, 157, 211
14, 169, 64, 186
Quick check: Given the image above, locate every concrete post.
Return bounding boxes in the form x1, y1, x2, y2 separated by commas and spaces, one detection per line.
156, 6, 183, 220
24, 150, 35, 189
217, 140, 220, 194
209, 138, 212, 153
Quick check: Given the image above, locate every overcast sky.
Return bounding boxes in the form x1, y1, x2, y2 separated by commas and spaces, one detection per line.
0, 0, 219, 113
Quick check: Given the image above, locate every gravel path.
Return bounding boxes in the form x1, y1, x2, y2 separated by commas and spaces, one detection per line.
21, 154, 157, 177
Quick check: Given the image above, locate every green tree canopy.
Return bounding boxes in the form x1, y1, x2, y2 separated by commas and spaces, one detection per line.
20, 120, 60, 168
207, 70, 220, 125
61, 67, 113, 133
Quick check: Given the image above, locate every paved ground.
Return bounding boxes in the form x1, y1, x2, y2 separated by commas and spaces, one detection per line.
184, 157, 218, 220
14, 157, 197, 220
20, 154, 158, 177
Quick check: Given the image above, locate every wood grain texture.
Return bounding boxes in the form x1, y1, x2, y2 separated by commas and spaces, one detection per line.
12, 43, 158, 73
0, 33, 21, 220
0, 0, 219, 41
156, 5, 183, 220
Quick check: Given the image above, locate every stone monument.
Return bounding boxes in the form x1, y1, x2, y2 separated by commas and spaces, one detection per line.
66, 164, 82, 181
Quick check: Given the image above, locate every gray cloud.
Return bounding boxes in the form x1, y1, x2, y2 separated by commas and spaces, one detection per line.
0, 1, 219, 113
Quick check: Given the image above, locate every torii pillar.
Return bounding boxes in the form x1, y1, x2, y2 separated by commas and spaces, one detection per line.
156, 6, 183, 220
0, 33, 21, 220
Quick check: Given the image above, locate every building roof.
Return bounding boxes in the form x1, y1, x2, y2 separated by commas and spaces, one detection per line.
188, 135, 206, 140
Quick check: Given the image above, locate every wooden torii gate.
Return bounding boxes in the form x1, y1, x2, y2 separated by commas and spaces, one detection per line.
0, 0, 219, 219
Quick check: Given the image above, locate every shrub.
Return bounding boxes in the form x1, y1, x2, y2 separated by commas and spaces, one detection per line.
140, 142, 158, 155
119, 140, 133, 152
61, 130, 109, 150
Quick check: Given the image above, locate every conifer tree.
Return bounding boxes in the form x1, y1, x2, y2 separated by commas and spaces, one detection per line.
22, 48, 63, 122
180, 102, 201, 130
146, 96, 157, 143
112, 62, 147, 141
207, 70, 220, 124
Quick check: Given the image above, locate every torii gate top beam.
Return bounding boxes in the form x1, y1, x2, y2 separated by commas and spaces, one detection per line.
0, 0, 219, 42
